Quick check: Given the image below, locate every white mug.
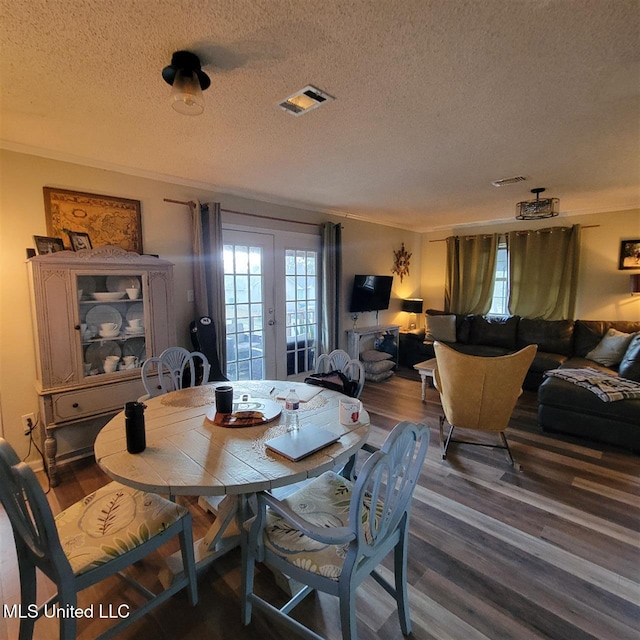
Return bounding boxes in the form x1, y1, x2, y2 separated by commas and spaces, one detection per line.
128, 318, 143, 329
100, 322, 118, 332
103, 359, 118, 373
339, 398, 362, 425
126, 287, 140, 300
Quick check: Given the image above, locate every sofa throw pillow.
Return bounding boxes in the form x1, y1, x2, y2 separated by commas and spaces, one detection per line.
585, 328, 634, 367
425, 314, 457, 343
360, 349, 392, 362
618, 334, 640, 382
362, 359, 395, 375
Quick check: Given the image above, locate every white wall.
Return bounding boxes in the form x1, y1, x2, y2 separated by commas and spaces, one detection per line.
0, 149, 420, 460
420, 209, 640, 320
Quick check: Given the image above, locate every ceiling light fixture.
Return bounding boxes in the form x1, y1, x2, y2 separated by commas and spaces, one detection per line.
515, 187, 560, 220
162, 50, 211, 116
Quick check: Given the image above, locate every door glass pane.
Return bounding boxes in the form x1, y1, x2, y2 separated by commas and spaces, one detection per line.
224, 243, 264, 380
285, 249, 317, 375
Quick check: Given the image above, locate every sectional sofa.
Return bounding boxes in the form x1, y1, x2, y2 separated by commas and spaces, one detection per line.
399, 313, 640, 451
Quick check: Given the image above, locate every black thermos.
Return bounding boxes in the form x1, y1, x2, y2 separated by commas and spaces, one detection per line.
125, 401, 146, 454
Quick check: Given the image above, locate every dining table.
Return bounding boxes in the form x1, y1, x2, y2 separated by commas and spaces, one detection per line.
93, 380, 370, 585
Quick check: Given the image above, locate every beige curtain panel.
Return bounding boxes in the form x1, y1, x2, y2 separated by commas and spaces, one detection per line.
445, 233, 498, 315
507, 225, 581, 320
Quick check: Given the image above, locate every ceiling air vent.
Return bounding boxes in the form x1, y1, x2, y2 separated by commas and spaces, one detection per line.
278, 85, 334, 116
491, 176, 527, 187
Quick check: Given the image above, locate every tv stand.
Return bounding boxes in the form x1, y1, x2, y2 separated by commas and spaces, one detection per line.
346, 324, 400, 364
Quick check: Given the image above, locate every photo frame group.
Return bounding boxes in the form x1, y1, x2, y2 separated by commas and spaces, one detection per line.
43, 187, 143, 253
619, 239, 640, 270
33, 235, 65, 255
66, 230, 93, 251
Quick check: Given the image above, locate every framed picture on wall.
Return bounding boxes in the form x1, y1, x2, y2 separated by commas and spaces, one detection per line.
43, 187, 143, 253
33, 235, 65, 255
619, 239, 640, 270
66, 230, 93, 251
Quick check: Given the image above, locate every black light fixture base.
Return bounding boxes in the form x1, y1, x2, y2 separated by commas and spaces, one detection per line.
162, 50, 211, 90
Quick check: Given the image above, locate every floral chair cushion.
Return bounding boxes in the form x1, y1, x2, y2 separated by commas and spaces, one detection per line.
262, 471, 374, 581
55, 481, 188, 576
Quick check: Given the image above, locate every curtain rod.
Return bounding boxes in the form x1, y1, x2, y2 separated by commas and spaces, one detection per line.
428, 224, 600, 242
164, 198, 320, 227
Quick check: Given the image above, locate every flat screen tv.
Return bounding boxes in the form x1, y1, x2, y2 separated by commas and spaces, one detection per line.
349, 275, 393, 312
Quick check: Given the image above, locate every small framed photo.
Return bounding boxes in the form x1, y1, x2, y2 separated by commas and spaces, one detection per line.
619, 239, 640, 270
33, 235, 65, 255
66, 230, 93, 251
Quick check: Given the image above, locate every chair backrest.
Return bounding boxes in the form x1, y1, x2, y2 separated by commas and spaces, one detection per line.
433, 341, 537, 432
343, 358, 365, 399
349, 421, 429, 559
316, 349, 365, 398
0, 438, 73, 584
316, 349, 351, 374
141, 347, 211, 398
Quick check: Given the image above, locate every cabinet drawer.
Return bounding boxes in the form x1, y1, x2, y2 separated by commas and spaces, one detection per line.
51, 378, 146, 422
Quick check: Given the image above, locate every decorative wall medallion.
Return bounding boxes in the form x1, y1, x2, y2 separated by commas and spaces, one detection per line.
391, 243, 412, 282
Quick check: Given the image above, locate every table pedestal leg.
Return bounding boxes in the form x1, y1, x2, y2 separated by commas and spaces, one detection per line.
159, 495, 241, 589
420, 373, 427, 402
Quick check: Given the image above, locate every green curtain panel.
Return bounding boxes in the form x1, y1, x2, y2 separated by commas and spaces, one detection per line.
191, 201, 227, 371
508, 224, 581, 320
320, 222, 342, 354
445, 233, 498, 315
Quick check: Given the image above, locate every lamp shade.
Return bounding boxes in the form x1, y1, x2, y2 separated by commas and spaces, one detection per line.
170, 68, 205, 115
162, 50, 210, 116
401, 298, 423, 314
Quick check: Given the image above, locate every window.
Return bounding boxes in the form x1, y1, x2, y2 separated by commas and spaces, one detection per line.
224, 243, 265, 381
488, 239, 509, 315
285, 249, 317, 375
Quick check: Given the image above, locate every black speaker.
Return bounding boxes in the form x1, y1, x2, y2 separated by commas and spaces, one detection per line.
190, 316, 228, 381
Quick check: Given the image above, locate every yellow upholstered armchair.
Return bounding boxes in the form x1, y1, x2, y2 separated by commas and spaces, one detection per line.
433, 341, 537, 467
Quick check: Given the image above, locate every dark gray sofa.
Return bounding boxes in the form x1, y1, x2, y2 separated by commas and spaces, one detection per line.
399, 314, 640, 451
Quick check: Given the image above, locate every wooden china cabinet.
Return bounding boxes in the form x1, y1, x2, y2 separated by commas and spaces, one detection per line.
27, 246, 175, 485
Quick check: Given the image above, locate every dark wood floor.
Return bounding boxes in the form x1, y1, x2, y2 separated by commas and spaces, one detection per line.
2, 371, 639, 640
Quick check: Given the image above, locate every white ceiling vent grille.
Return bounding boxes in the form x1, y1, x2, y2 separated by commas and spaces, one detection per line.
491, 176, 527, 187
278, 85, 334, 116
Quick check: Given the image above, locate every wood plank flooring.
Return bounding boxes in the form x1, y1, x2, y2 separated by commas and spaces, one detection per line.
1, 371, 638, 640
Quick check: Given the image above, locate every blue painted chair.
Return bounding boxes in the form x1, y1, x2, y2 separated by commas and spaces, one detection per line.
241, 420, 430, 640
141, 346, 210, 399
0, 437, 198, 640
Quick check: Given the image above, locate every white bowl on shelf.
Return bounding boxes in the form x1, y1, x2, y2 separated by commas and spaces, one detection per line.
93, 292, 125, 302
99, 329, 120, 338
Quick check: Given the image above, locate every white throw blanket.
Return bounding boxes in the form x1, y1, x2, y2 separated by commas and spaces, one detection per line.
545, 368, 640, 402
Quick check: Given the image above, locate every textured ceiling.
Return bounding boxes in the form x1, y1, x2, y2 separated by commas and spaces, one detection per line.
1, 0, 639, 231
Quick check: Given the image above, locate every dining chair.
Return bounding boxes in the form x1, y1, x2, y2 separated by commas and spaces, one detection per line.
433, 341, 537, 468
315, 349, 366, 398
241, 420, 430, 640
141, 346, 211, 399
0, 437, 198, 640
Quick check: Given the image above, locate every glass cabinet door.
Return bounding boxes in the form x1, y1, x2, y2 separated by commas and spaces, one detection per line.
76, 274, 146, 378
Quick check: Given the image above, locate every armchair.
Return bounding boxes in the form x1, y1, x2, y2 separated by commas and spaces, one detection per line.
434, 341, 536, 468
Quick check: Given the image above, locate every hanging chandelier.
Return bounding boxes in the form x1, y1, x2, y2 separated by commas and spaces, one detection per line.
515, 188, 560, 220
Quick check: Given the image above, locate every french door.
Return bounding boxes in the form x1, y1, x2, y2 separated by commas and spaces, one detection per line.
223, 228, 319, 381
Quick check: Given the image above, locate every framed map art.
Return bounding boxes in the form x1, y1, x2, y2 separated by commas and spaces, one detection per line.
43, 187, 143, 254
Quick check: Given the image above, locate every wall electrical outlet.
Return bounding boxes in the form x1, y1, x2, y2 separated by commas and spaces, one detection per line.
22, 413, 36, 435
